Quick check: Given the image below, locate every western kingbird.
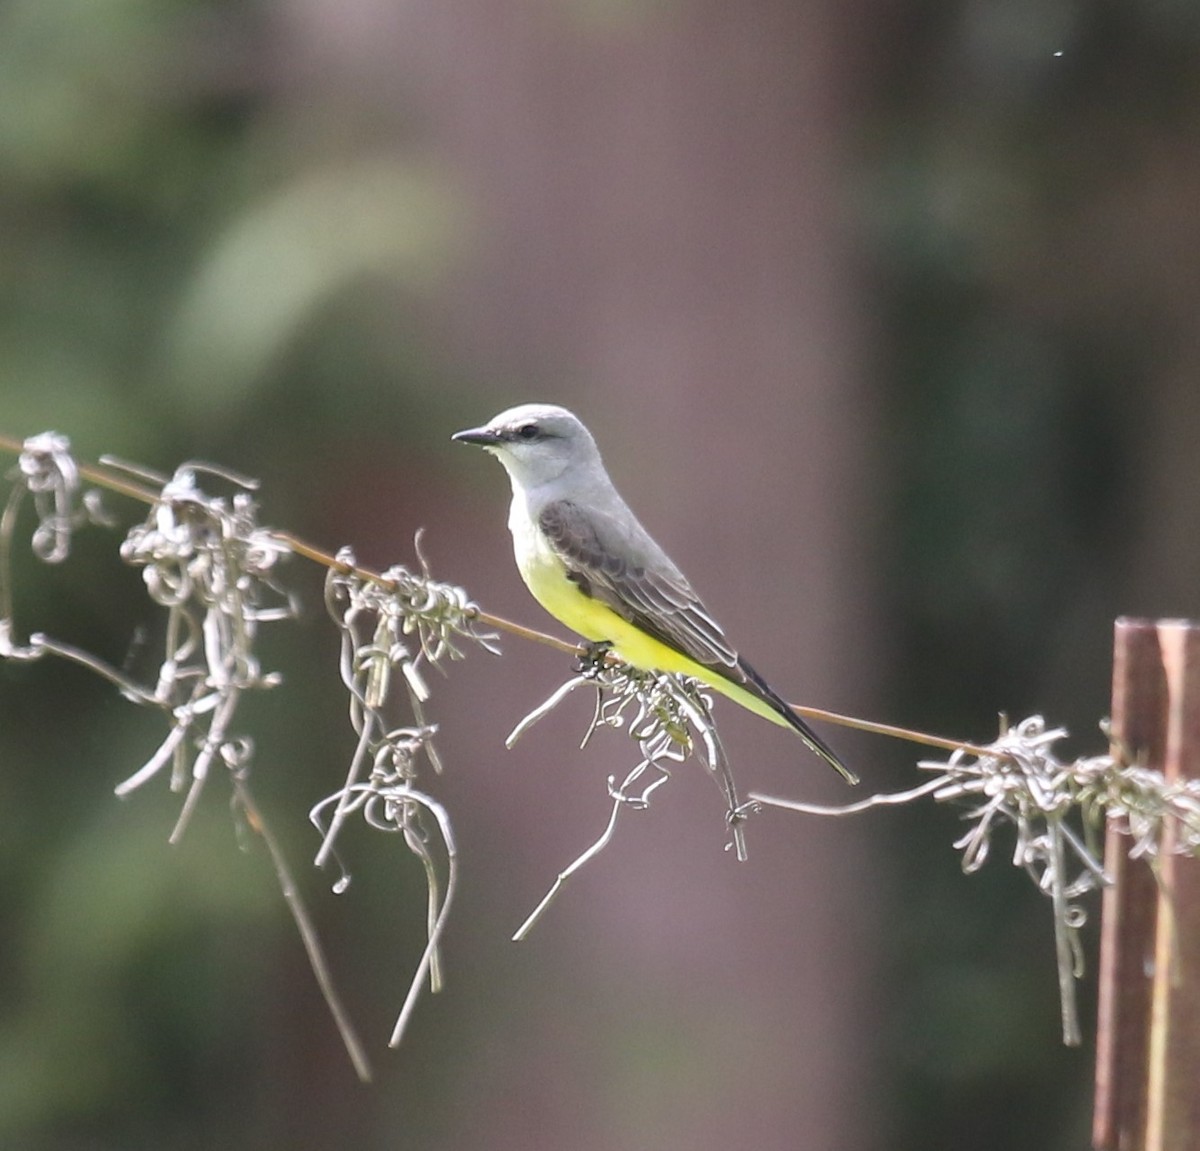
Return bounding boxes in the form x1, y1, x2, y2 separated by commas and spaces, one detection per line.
452, 402, 856, 784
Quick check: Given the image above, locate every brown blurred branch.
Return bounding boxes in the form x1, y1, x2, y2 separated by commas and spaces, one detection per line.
1094, 619, 1200, 1151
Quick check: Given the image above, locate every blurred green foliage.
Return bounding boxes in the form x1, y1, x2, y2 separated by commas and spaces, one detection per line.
0, 0, 459, 456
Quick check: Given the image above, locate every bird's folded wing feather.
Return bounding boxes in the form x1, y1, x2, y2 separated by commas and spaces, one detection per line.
537, 499, 738, 671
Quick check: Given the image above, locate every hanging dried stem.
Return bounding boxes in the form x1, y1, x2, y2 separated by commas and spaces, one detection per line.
0, 433, 497, 1071
753, 714, 1200, 1046
509, 650, 748, 939
0, 432, 112, 655
309, 550, 497, 1045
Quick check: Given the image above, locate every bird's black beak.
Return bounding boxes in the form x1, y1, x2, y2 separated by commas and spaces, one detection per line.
451, 425, 501, 446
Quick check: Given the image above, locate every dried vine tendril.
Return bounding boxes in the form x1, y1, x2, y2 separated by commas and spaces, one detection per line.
753, 715, 1200, 1046
507, 648, 747, 940
311, 547, 497, 1046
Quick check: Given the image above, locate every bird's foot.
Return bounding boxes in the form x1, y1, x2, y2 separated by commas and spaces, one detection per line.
575, 639, 613, 675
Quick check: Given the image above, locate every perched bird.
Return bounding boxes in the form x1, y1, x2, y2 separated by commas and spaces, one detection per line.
452, 403, 855, 784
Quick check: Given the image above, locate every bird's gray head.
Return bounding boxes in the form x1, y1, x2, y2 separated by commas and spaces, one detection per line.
452, 403, 603, 492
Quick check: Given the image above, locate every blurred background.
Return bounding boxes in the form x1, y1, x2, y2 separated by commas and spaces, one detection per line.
3, 0, 1200, 1148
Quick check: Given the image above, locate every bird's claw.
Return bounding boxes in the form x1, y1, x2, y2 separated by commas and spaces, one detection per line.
575, 639, 613, 675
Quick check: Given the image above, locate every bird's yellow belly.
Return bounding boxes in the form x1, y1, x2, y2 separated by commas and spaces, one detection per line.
508, 497, 785, 727
513, 525, 755, 680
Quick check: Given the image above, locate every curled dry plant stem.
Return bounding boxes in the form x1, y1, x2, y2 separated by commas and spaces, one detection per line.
511, 777, 628, 942
0, 434, 490, 1067
753, 715, 1200, 1046
508, 657, 743, 938
312, 551, 495, 1044
387, 788, 457, 1048
0, 435, 383, 1072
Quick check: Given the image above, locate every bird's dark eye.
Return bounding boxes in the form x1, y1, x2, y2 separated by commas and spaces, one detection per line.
516, 423, 540, 441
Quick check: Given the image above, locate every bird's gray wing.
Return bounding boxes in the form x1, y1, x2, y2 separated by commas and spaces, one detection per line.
539, 500, 857, 784
537, 499, 738, 670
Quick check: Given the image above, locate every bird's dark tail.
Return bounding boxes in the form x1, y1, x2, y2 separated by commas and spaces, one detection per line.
734, 658, 858, 785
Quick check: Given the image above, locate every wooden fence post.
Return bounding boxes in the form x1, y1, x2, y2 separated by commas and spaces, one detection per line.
1094, 618, 1200, 1151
